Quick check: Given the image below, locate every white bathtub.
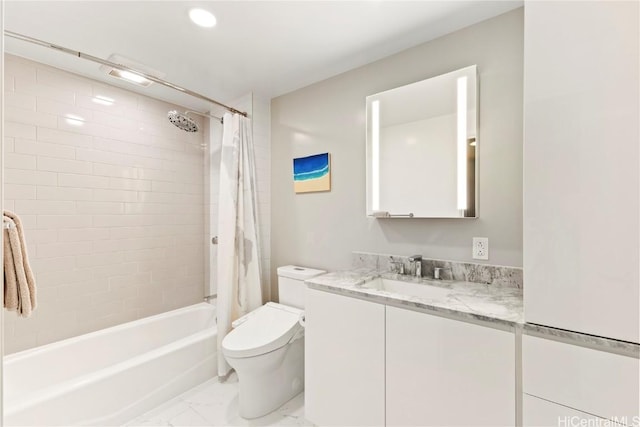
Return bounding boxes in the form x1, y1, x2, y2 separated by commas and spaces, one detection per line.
4, 302, 217, 426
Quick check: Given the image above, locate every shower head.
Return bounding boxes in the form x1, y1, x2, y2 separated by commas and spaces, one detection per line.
167, 110, 199, 133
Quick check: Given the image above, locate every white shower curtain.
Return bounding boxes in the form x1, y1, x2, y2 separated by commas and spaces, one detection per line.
216, 112, 263, 378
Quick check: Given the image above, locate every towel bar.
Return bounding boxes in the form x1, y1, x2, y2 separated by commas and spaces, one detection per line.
3, 221, 15, 229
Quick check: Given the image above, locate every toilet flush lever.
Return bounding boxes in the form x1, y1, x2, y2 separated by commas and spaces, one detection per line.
211, 236, 218, 245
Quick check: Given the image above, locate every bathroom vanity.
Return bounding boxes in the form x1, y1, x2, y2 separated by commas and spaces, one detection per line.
304, 266, 639, 427
304, 269, 522, 426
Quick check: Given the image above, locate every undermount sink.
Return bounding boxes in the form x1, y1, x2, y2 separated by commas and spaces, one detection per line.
362, 278, 451, 300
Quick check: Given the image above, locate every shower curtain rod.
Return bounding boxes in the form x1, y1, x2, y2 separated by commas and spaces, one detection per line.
4, 30, 248, 118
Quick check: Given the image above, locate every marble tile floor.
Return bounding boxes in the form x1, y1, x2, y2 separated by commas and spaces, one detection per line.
124, 373, 313, 427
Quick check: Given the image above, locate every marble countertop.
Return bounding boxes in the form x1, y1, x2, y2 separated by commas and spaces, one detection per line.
305, 269, 524, 328
523, 323, 639, 359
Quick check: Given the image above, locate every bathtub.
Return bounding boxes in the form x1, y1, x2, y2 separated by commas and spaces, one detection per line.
4, 302, 217, 426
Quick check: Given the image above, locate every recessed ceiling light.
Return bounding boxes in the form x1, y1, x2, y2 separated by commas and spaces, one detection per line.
189, 8, 217, 28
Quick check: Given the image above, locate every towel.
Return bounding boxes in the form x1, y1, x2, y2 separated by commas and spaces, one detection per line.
3, 218, 20, 311
3, 210, 37, 317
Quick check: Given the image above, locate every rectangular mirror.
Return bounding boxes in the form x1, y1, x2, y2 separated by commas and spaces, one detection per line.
366, 65, 478, 218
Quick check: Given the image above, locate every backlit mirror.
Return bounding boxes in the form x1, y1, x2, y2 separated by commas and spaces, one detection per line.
366, 65, 478, 218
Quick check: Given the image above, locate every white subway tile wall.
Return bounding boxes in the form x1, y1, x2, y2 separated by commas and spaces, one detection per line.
3, 55, 207, 354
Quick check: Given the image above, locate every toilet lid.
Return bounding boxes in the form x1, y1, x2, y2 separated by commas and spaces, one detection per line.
222, 303, 303, 358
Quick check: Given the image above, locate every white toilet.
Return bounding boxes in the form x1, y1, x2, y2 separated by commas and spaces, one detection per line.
221, 265, 325, 419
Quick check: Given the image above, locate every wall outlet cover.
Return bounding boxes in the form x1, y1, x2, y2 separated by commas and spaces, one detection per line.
472, 237, 489, 260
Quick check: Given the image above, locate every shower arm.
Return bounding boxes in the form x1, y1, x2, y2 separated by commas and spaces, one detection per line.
4, 30, 248, 118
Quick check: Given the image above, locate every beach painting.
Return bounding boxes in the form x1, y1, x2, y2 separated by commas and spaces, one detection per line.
293, 153, 331, 193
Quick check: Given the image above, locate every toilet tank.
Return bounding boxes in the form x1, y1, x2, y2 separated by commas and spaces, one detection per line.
277, 265, 326, 309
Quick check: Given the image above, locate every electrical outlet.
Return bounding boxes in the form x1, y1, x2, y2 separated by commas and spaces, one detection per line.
472, 237, 489, 260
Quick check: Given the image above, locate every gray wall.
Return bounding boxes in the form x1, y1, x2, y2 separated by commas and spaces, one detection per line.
271, 8, 523, 294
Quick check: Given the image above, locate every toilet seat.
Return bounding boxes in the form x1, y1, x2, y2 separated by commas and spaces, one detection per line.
222, 302, 304, 359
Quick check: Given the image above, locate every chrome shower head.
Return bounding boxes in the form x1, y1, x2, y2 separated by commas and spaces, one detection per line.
167, 110, 199, 132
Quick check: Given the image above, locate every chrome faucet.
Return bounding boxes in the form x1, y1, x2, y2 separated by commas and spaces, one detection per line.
408, 255, 422, 277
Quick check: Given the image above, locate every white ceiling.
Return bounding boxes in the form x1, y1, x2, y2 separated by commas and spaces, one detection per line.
5, 0, 522, 114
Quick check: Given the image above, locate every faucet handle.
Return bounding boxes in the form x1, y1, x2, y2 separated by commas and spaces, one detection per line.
389, 258, 401, 273
433, 267, 451, 280
389, 259, 406, 275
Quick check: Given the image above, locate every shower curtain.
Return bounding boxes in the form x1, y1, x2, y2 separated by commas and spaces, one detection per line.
216, 112, 263, 378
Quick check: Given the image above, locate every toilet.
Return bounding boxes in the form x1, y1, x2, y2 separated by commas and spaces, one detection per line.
221, 265, 325, 419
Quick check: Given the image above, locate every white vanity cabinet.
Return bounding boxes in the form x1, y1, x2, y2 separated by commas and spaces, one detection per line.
305, 287, 517, 426
386, 306, 516, 426
522, 335, 640, 426
304, 288, 385, 427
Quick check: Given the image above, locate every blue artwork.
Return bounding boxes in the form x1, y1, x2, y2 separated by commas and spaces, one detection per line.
293, 153, 331, 193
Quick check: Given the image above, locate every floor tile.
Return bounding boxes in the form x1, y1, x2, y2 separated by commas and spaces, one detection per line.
124, 373, 313, 427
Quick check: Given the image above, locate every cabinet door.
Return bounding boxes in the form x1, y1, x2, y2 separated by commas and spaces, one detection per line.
523, 0, 639, 343
523, 394, 620, 427
386, 306, 515, 426
305, 288, 385, 426
522, 335, 640, 421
